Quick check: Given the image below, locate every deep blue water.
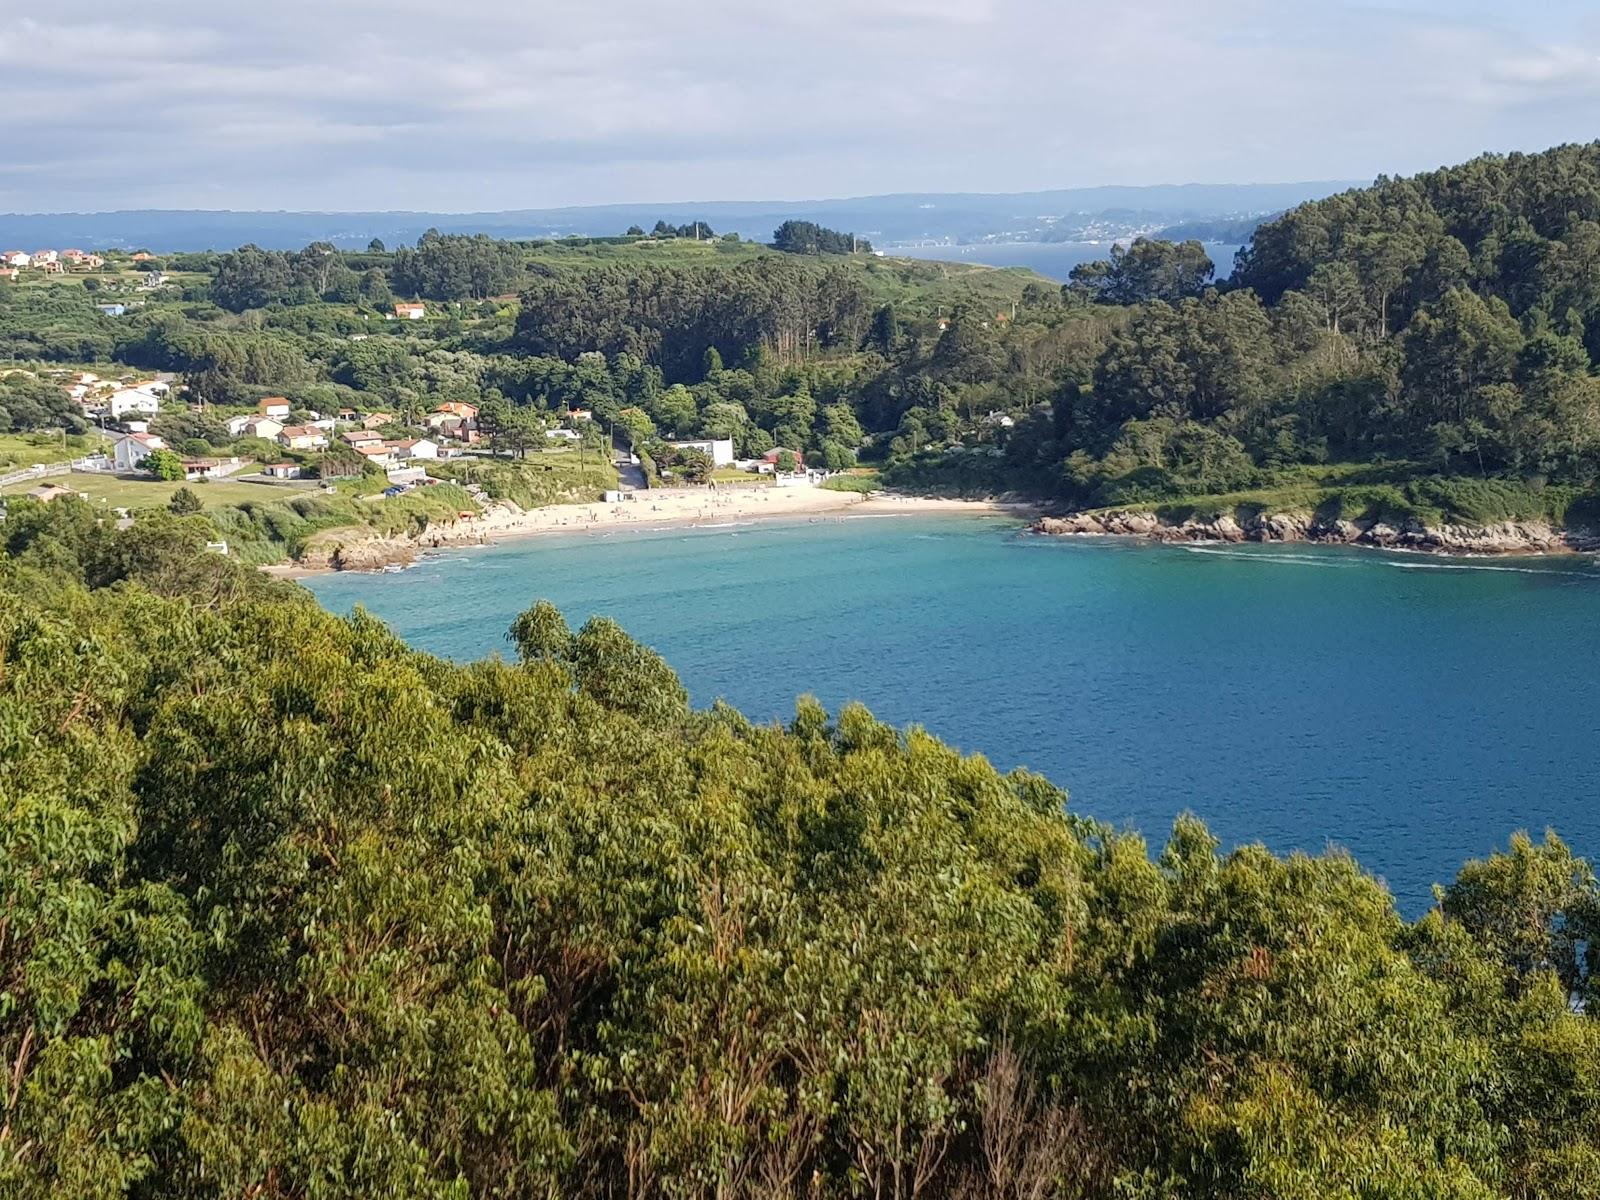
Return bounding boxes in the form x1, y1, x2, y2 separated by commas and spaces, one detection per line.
304, 516, 1600, 914
886, 241, 1243, 281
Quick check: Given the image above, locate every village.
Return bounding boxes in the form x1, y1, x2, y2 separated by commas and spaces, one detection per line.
7, 360, 834, 522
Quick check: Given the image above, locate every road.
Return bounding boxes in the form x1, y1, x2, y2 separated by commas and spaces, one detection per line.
614, 449, 647, 490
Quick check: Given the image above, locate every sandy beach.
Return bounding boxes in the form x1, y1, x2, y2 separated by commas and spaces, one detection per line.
263, 485, 1037, 576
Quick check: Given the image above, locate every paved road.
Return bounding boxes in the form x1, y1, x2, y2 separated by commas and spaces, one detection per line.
614, 452, 647, 490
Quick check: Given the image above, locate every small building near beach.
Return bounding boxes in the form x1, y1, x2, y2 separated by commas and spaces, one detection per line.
668, 438, 735, 467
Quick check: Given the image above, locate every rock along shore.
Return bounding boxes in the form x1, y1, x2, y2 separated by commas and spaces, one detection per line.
1033, 509, 1600, 555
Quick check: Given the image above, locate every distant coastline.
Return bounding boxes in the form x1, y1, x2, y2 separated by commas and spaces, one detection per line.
886, 240, 1244, 281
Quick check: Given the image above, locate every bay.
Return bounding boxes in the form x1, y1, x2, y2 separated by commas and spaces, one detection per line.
303, 514, 1600, 914
885, 241, 1244, 281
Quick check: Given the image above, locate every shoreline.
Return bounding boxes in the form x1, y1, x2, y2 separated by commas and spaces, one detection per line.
1031, 509, 1600, 558
262, 489, 1038, 578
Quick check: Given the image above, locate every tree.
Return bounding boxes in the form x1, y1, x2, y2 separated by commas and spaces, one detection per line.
508, 599, 574, 664
615, 405, 655, 446
1067, 238, 1215, 305
771, 220, 871, 255
168, 486, 203, 515
870, 303, 898, 352
146, 448, 184, 480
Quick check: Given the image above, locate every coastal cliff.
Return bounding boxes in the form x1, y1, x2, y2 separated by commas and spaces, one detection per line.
1034, 509, 1600, 554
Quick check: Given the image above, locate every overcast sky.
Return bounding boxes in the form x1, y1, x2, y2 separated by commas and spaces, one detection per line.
5, 0, 1600, 213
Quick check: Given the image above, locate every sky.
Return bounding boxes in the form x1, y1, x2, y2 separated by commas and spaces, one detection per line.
4, 0, 1600, 213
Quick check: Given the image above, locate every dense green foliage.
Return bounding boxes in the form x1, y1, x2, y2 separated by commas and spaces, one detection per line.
895, 143, 1600, 512
1066, 237, 1215, 305
771, 220, 872, 256
512, 258, 872, 380
7, 503, 1600, 1197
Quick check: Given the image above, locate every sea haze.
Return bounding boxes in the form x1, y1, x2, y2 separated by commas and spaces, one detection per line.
303, 516, 1600, 915
0, 181, 1353, 252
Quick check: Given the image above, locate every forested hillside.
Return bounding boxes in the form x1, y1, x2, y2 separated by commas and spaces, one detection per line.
6, 497, 1600, 1198
9, 144, 1600, 549
896, 143, 1600, 523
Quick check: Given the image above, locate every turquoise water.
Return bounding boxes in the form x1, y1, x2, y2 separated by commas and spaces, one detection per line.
304, 515, 1600, 913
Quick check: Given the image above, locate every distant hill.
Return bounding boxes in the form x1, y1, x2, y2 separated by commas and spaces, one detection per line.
0, 182, 1360, 253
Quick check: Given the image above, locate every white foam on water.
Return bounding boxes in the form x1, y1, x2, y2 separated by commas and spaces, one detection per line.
1179, 545, 1353, 567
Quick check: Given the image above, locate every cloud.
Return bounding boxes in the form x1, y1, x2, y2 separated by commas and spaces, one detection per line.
3, 1, 1600, 212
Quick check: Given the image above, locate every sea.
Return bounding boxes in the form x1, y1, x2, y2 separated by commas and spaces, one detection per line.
304, 515, 1600, 915
885, 241, 1245, 281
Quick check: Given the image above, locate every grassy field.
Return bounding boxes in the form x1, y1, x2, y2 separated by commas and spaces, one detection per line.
431, 451, 617, 508
711, 467, 769, 485
0, 431, 100, 469
502, 237, 1052, 319
820, 469, 883, 494
1, 470, 310, 512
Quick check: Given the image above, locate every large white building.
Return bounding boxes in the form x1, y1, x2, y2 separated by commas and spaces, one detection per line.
107, 386, 164, 420
667, 438, 735, 467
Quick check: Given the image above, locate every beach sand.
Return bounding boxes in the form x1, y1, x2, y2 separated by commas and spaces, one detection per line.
264, 486, 1035, 577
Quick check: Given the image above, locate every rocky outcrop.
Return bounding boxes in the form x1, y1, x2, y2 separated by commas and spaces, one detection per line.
1034, 510, 1600, 555
295, 535, 418, 573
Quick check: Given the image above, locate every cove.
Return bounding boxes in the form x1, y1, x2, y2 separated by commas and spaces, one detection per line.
303, 514, 1600, 914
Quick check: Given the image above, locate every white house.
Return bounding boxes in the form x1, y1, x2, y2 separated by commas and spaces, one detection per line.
342, 429, 383, 447
394, 303, 427, 320
258, 397, 292, 420
262, 462, 302, 479
107, 387, 163, 420
2, 251, 30, 268
545, 427, 581, 442
668, 438, 735, 467
390, 437, 438, 460
113, 432, 166, 471
182, 459, 236, 481
356, 443, 396, 467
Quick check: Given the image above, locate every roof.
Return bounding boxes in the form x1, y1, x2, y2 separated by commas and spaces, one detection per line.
279, 425, 323, 438
356, 444, 393, 457
258, 396, 290, 409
